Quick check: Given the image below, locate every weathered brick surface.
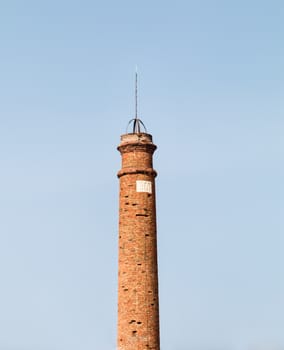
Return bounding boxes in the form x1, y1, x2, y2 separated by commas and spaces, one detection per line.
117, 133, 160, 350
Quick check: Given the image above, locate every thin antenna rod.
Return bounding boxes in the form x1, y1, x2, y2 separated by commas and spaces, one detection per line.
127, 66, 147, 134
135, 66, 138, 120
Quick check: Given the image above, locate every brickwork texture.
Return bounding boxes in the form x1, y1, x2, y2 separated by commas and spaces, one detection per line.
117, 133, 160, 350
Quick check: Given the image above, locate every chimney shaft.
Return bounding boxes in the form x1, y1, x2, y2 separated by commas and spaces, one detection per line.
117, 132, 160, 350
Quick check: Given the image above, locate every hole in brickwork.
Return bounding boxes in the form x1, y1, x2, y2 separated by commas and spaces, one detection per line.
151, 303, 154, 306
137, 263, 142, 266
136, 213, 149, 217
132, 203, 137, 206
132, 330, 137, 336
125, 202, 129, 205
129, 320, 136, 324
148, 194, 151, 198
124, 288, 128, 292
145, 234, 150, 237
124, 195, 129, 198
137, 321, 142, 324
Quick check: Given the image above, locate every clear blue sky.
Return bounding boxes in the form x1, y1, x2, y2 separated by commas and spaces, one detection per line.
0, 1, 283, 349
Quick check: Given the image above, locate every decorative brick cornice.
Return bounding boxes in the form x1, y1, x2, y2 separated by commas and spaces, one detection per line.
117, 167, 157, 178
117, 143, 156, 155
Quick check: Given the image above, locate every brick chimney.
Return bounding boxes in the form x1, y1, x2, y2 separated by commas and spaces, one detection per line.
117, 131, 160, 350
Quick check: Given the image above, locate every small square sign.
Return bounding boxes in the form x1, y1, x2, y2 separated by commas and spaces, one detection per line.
136, 180, 152, 194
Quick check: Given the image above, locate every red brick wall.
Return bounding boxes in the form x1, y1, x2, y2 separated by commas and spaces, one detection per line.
117, 133, 160, 350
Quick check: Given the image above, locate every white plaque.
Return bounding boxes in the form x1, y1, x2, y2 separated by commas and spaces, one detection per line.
136, 180, 152, 193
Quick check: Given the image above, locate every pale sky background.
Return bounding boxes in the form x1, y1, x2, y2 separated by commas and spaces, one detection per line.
0, 1, 283, 349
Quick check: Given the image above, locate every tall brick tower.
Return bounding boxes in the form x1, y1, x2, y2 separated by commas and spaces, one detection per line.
117, 74, 160, 350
